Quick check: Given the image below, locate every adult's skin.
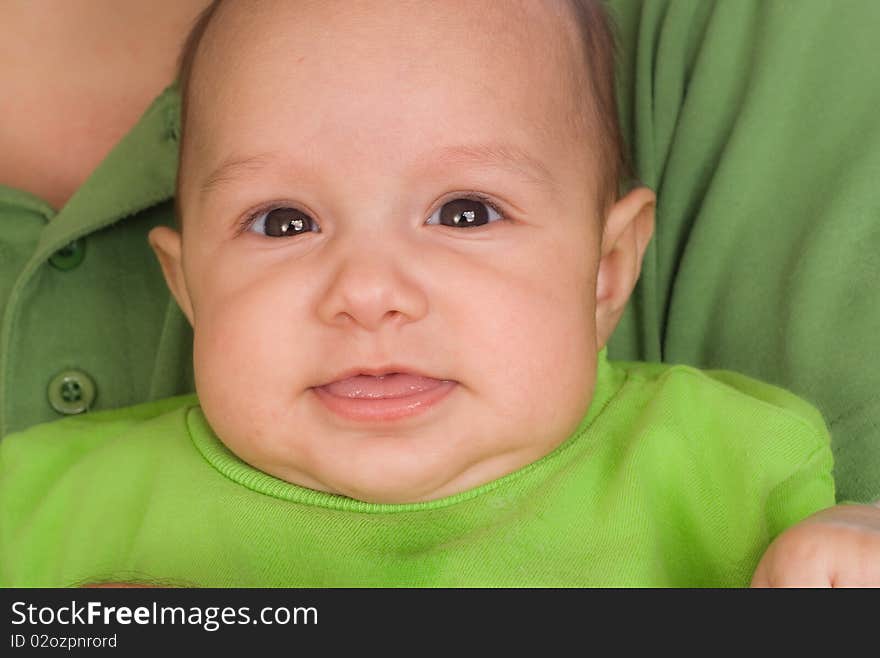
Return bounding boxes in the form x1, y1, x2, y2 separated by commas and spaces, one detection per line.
2, 0, 209, 210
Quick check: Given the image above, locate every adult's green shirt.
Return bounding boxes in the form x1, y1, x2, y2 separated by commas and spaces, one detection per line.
0, 86, 193, 438
605, 0, 880, 503
0, 353, 834, 587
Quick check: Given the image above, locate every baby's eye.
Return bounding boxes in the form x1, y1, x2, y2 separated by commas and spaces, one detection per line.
248, 207, 318, 237
426, 197, 502, 228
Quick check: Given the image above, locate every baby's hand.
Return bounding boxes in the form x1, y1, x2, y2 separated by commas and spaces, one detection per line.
751, 504, 880, 587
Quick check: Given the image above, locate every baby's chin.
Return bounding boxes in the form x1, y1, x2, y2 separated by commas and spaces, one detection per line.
208, 388, 592, 505
252, 438, 549, 505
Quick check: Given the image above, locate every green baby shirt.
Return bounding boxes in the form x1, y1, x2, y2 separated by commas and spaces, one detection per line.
0, 353, 834, 587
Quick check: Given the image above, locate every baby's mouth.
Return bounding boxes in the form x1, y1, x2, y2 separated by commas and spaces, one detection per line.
312, 371, 457, 422
320, 373, 450, 399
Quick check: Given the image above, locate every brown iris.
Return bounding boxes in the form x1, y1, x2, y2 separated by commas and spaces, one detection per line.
264, 208, 314, 237
438, 199, 490, 227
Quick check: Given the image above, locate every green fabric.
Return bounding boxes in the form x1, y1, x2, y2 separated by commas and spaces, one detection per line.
605, 0, 880, 503
0, 85, 194, 437
0, 353, 834, 587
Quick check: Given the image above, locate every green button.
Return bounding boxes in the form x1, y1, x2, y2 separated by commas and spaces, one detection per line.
49, 239, 86, 271
48, 369, 97, 415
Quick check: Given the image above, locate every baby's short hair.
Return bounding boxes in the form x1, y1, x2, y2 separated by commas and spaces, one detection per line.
176, 0, 630, 212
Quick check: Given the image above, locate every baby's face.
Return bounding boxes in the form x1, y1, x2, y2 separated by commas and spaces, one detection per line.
164, 0, 632, 503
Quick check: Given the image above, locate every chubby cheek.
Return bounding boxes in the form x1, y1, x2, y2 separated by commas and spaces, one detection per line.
448, 234, 599, 444
188, 260, 313, 465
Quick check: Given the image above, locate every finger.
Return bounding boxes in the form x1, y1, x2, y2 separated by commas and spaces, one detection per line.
751, 553, 833, 588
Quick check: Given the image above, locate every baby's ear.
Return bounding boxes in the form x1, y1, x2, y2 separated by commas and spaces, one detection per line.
148, 226, 195, 326
594, 186, 655, 349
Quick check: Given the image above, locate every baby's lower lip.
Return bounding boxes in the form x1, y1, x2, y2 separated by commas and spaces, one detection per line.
312, 373, 457, 422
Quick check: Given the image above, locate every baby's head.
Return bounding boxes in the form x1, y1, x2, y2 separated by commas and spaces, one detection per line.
150, 0, 655, 503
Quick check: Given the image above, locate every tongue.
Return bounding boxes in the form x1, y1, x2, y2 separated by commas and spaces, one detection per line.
322, 373, 444, 399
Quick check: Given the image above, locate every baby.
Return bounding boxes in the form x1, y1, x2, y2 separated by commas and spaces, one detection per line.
1, 0, 871, 587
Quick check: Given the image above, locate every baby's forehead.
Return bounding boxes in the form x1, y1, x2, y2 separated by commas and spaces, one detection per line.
205, 0, 583, 55
180, 0, 603, 208
189, 0, 588, 132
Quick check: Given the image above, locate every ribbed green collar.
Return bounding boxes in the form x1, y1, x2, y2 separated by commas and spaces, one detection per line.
188, 347, 626, 514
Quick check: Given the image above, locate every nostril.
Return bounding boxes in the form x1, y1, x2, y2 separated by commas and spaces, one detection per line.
386, 310, 411, 327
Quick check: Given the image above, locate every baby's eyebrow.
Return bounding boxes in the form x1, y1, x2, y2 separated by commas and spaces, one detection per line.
424, 142, 558, 192
199, 152, 278, 201
198, 142, 557, 201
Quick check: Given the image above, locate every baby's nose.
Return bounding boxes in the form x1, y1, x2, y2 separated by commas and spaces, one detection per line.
315, 249, 429, 332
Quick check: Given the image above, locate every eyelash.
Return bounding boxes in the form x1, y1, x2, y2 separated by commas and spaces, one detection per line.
237, 191, 508, 235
